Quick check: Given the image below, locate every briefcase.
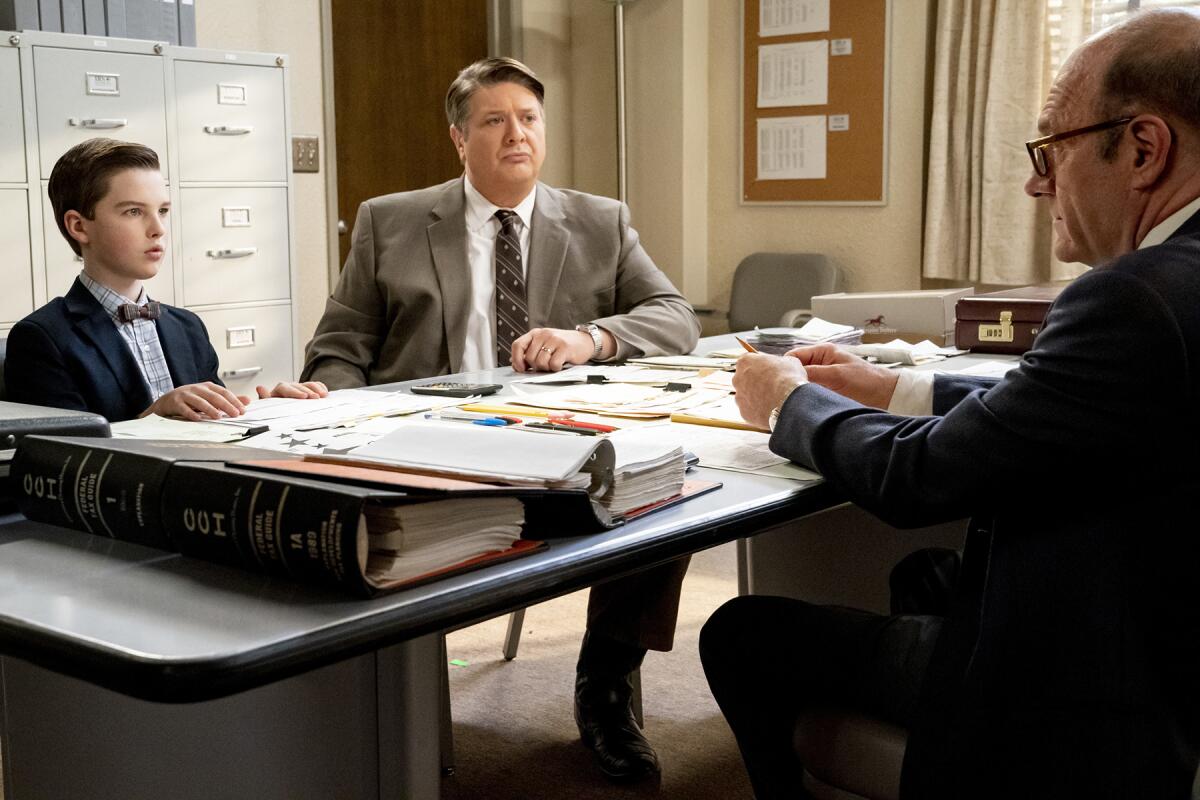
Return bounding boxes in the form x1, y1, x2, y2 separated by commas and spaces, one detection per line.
954, 285, 1064, 355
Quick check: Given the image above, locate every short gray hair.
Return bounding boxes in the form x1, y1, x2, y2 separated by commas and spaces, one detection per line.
445, 57, 545, 134
1094, 8, 1200, 158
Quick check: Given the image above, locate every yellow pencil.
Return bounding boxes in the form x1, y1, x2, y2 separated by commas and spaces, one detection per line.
734, 336, 759, 353
458, 403, 561, 418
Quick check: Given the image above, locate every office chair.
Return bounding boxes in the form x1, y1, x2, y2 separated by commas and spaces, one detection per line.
794, 710, 906, 800
744, 505, 969, 800
0, 338, 6, 401
727, 252, 846, 332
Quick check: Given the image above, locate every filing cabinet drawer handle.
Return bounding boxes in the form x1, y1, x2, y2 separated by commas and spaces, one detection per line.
203, 125, 254, 135
68, 117, 127, 129
221, 366, 263, 378
206, 247, 258, 259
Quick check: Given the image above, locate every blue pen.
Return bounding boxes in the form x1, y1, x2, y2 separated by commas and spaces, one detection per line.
425, 412, 509, 427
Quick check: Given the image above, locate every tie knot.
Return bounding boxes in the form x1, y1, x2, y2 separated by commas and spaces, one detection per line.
494, 209, 519, 231
117, 301, 161, 323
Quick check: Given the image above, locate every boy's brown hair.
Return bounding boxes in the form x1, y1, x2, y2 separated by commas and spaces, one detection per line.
47, 138, 161, 257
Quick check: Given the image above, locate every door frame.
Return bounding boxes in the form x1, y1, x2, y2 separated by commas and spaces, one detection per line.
316, 0, 522, 291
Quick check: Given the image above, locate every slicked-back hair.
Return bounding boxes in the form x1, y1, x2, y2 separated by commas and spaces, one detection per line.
445, 57, 545, 136
1095, 8, 1200, 159
48, 138, 161, 257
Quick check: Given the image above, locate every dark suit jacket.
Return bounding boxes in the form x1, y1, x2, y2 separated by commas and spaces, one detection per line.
771, 210, 1200, 799
5, 278, 222, 422
300, 178, 700, 388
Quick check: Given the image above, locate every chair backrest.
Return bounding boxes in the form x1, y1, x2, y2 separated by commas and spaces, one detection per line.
728, 252, 847, 333
0, 337, 7, 402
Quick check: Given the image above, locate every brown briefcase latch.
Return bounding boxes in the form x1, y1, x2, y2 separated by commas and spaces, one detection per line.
978, 310, 1014, 344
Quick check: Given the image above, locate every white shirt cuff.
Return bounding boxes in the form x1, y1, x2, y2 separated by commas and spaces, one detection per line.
887, 369, 935, 416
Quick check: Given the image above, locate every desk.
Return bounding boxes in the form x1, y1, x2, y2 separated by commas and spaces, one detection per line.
0, 359, 839, 799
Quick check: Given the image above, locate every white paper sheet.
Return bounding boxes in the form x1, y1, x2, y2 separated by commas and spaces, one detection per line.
110, 414, 250, 442
757, 115, 827, 180
942, 360, 1020, 379
515, 365, 699, 385
759, 0, 830, 36
757, 40, 828, 107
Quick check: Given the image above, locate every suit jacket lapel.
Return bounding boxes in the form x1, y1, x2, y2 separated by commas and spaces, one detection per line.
155, 307, 198, 386
527, 183, 569, 327
428, 178, 471, 373
64, 279, 152, 412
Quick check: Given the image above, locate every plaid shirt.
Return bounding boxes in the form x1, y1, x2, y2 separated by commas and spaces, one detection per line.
78, 271, 175, 401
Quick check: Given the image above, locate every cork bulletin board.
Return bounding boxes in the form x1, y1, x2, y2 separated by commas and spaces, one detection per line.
742, 0, 890, 204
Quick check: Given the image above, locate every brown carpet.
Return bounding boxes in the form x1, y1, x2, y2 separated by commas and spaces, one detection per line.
442, 542, 753, 800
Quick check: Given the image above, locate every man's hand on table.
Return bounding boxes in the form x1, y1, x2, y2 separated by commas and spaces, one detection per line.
733, 344, 904, 428
732, 353, 810, 429
511, 326, 615, 372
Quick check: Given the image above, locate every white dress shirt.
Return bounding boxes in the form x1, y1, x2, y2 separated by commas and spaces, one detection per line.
886, 196, 1200, 416
460, 177, 536, 372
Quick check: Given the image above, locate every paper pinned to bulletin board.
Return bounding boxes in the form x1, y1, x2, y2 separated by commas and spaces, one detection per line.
742, 0, 890, 205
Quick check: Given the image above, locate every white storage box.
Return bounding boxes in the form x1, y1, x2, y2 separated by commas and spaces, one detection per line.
811, 288, 974, 346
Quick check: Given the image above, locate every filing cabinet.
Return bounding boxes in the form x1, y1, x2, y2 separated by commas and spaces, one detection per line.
179, 186, 289, 306
0, 46, 24, 183
0, 30, 298, 392
174, 60, 287, 182
32, 47, 169, 179
194, 303, 293, 397
0, 189, 35, 324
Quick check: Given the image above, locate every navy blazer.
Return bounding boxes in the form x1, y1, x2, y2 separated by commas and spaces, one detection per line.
4, 278, 223, 422
772, 210, 1200, 799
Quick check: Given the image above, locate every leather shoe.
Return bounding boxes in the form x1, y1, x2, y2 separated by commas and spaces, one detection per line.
575, 670, 661, 781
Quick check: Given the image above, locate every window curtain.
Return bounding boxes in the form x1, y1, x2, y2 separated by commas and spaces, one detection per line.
922, 0, 1088, 284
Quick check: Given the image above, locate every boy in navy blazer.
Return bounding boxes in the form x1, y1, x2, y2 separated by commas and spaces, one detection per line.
5, 138, 325, 422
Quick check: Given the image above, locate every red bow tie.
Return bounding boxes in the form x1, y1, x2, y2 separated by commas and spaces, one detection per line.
116, 301, 162, 323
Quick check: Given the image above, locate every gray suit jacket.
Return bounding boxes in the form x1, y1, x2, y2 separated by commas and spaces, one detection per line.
301, 178, 700, 388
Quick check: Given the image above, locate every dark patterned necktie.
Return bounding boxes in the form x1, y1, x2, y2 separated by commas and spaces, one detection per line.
493, 209, 528, 366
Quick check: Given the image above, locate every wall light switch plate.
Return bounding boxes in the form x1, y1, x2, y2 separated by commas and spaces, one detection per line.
292, 135, 319, 173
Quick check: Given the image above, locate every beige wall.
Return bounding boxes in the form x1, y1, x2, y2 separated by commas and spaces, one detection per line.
706, 0, 934, 312
191, 0, 933, 355
195, 0, 329, 358
524, 0, 933, 316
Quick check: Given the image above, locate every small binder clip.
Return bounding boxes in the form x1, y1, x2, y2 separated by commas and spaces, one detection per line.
664, 382, 691, 392
586, 374, 608, 384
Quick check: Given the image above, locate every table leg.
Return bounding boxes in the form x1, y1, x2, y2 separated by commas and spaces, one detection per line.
375, 633, 443, 799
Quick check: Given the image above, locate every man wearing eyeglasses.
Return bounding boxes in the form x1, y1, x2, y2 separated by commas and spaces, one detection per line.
703, 8, 1200, 800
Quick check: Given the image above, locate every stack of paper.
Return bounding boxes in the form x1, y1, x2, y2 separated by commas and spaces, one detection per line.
625, 355, 738, 371
509, 383, 732, 418
604, 429, 686, 514
749, 318, 863, 353
670, 395, 769, 433
365, 497, 525, 582
515, 365, 700, 385
342, 420, 616, 492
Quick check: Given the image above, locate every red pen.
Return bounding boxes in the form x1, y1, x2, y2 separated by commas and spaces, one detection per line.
552, 418, 618, 433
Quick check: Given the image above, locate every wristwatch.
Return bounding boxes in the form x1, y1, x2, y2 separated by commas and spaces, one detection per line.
575, 323, 604, 361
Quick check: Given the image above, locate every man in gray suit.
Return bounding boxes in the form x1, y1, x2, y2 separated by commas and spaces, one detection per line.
302, 57, 700, 782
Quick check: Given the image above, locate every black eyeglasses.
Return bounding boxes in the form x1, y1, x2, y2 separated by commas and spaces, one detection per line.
1025, 117, 1133, 176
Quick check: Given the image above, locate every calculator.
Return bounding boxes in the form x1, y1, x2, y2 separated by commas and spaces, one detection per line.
410, 382, 503, 398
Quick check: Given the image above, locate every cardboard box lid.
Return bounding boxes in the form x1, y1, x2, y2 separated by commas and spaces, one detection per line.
812, 287, 974, 335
